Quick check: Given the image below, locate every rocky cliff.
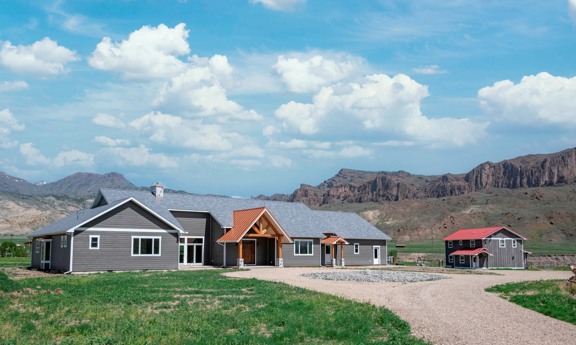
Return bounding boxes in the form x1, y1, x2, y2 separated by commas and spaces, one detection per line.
259, 147, 576, 207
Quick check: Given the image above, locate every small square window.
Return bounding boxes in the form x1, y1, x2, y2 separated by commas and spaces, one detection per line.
458, 240, 463, 246
499, 239, 506, 248
354, 243, 360, 254
448, 256, 453, 263
447, 241, 453, 248
512, 239, 517, 248
470, 240, 476, 248
459, 255, 465, 264
89, 235, 100, 249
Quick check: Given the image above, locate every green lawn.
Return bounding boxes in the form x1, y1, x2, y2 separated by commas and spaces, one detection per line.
0, 257, 29, 268
0, 269, 428, 344
486, 280, 576, 325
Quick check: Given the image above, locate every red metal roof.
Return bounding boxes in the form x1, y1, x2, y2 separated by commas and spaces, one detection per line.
321, 236, 349, 245
217, 207, 292, 243
443, 226, 526, 241
450, 248, 492, 256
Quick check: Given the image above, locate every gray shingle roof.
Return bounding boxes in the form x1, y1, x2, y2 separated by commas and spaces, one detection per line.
97, 189, 391, 240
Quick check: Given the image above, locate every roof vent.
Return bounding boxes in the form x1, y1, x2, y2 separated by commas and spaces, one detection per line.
151, 182, 164, 199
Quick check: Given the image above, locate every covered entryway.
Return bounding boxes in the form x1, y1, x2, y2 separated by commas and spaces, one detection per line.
217, 207, 292, 268
450, 248, 492, 268
321, 234, 349, 267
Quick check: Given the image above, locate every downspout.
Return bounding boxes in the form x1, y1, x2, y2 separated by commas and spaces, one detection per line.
64, 232, 74, 274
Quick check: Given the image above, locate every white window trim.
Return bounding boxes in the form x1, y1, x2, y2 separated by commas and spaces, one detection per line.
499, 239, 506, 248
458, 240, 463, 246
512, 239, 517, 248
294, 239, 314, 256
132, 236, 161, 256
61, 235, 68, 248
89, 235, 100, 249
447, 241, 453, 249
354, 243, 360, 255
459, 255, 465, 264
448, 255, 454, 263
470, 240, 476, 248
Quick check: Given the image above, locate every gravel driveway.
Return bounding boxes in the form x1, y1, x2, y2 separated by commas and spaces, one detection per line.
225, 267, 576, 345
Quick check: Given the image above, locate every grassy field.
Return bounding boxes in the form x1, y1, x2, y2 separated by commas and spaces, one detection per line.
486, 280, 576, 325
0, 257, 29, 268
0, 269, 428, 345
391, 240, 576, 255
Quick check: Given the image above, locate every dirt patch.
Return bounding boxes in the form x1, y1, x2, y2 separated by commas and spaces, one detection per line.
1, 267, 56, 280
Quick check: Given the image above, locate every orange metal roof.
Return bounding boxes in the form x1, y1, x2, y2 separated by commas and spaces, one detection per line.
443, 227, 527, 241
217, 207, 292, 243
450, 248, 492, 256
321, 236, 349, 245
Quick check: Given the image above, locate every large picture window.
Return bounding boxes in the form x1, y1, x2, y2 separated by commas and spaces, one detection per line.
294, 239, 313, 256
132, 236, 161, 256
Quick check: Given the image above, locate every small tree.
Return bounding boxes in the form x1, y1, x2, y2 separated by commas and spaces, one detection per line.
0, 241, 27, 257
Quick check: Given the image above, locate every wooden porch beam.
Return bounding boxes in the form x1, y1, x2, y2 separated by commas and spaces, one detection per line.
245, 233, 276, 238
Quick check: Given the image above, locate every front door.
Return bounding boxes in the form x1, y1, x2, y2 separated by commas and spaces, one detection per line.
242, 240, 256, 265
324, 244, 332, 266
373, 246, 381, 265
40, 240, 52, 270
179, 237, 203, 265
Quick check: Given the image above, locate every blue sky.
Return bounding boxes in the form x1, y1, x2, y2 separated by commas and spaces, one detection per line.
1, 0, 576, 197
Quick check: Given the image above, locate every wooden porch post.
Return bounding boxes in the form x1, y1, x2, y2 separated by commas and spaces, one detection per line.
277, 235, 283, 267
238, 240, 244, 268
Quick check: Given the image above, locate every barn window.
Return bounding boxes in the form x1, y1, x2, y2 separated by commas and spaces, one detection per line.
132, 236, 161, 256
448, 256, 453, 263
459, 255, 465, 264
447, 241, 453, 248
458, 240, 463, 246
499, 239, 506, 248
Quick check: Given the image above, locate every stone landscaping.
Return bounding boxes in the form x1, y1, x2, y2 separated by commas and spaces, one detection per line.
302, 269, 448, 283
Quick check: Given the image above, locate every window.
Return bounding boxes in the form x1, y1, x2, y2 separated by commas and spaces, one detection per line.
353, 243, 360, 254
447, 241, 453, 248
448, 255, 453, 263
470, 240, 476, 248
294, 239, 313, 256
458, 240, 463, 246
325, 245, 331, 255
132, 236, 161, 256
35, 240, 40, 254
89, 235, 100, 249
459, 255, 465, 264
512, 239, 517, 248
61, 235, 67, 248
499, 239, 506, 248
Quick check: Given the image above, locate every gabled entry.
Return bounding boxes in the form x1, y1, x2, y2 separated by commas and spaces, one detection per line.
217, 207, 292, 268
321, 234, 349, 267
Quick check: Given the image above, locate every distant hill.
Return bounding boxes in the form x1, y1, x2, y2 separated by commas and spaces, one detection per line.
0, 172, 136, 197
258, 147, 576, 206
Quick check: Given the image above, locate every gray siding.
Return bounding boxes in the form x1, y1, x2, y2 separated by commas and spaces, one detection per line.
83, 202, 173, 230
72, 230, 178, 272
172, 211, 209, 236
211, 225, 226, 266
342, 239, 388, 266
51, 235, 71, 271
31, 238, 40, 269
283, 238, 321, 267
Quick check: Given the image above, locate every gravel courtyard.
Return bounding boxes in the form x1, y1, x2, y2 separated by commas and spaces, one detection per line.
225, 267, 576, 345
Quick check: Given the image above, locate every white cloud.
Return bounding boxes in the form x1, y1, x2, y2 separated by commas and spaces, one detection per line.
101, 145, 177, 168
0, 80, 29, 92
0, 108, 25, 148
94, 136, 130, 147
153, 55, 262, 120
53, 150, 94, 168
0, 38, 79, 77
570, 0, 576, 23
249, 0, 305, 12
19, 143, 51, 165
275, 73, 488, 146
92, 113, 126, 128
274, 53, 364, 93
130, 111, 235, 151
89, 23, 190, 80
478, 72, 576, 127
412, 65, 446, 75
339, 145, 372, 158
270, 155, 292, 168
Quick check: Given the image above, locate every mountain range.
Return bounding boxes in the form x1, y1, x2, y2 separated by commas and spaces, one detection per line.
1, 147, 575, 242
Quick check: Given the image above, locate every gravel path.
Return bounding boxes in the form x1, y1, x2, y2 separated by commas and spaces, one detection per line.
225, 267, 576, 345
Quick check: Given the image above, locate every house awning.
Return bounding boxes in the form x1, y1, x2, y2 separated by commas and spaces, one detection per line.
450, 248, 492, 256
321, 236, 349, 245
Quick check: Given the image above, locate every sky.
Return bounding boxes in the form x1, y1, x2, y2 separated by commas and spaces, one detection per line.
1, 0, 576, 197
